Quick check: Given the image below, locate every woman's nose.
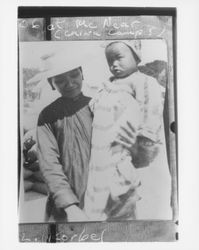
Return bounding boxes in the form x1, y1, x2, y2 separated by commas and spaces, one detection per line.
66, 77, 74, 87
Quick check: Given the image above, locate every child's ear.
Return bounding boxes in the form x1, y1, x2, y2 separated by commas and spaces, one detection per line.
132, 51, 140, 65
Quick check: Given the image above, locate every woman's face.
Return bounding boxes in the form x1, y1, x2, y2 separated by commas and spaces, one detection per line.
51, 68, 83, 98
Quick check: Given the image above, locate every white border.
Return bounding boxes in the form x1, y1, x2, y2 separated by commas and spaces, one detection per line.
1, 0, 199, 249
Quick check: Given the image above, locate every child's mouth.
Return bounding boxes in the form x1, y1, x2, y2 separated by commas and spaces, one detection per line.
113, 69, 122, 74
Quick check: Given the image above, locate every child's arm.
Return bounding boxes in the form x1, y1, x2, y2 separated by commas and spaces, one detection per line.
115, 76, 163, 167
137, 76, 163, 143
111, 94, 141, 146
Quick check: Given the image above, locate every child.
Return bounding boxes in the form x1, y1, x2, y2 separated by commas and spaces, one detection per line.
84, 41, 163, 221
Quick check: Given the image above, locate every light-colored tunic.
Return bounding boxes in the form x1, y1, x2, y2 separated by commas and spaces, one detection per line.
84, 71, 165, 221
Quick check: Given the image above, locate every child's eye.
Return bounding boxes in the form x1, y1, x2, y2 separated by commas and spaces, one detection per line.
108, 60, 114, 65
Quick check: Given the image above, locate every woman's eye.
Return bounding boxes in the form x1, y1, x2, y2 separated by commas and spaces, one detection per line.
55, 79, 65, 85
69, 71, 80, 78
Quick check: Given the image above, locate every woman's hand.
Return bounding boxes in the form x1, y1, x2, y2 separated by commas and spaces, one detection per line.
115, 121, 138, 153
116, 121, 159, 168
65, 205, 89, 222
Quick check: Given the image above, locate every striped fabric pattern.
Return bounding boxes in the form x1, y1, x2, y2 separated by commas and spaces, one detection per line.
84, 71, 163, 221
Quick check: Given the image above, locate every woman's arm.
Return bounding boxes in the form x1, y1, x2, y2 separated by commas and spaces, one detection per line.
37, 112, 88, 221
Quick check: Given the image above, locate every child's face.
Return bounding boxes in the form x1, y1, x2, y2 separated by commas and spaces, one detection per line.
105, 42, 138, 78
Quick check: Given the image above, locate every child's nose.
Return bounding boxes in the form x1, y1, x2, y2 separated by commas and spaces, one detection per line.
112, 60, 119, 67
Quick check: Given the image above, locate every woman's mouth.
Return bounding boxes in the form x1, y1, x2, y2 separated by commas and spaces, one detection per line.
64, 87, 76, 92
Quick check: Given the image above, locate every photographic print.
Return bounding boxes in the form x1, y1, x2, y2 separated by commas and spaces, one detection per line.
18, 8, 177, 242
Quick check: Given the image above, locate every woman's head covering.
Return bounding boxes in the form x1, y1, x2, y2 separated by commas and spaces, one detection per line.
27, 51, 83, 85
40, 52, 83, 80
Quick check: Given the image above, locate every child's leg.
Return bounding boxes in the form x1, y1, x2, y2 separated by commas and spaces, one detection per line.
103, 156, 141, 220
109, 155, 140, 199
106, 186, 140, 220
84, 167, 110, 221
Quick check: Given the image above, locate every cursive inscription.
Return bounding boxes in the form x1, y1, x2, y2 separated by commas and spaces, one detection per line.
18, 17, 167, 40
20, 227, 106, 242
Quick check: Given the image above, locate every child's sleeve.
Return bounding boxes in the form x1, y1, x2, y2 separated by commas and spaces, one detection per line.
89, 97, 96, 113
137, 76, 163, 142
88, 87, 103, 113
